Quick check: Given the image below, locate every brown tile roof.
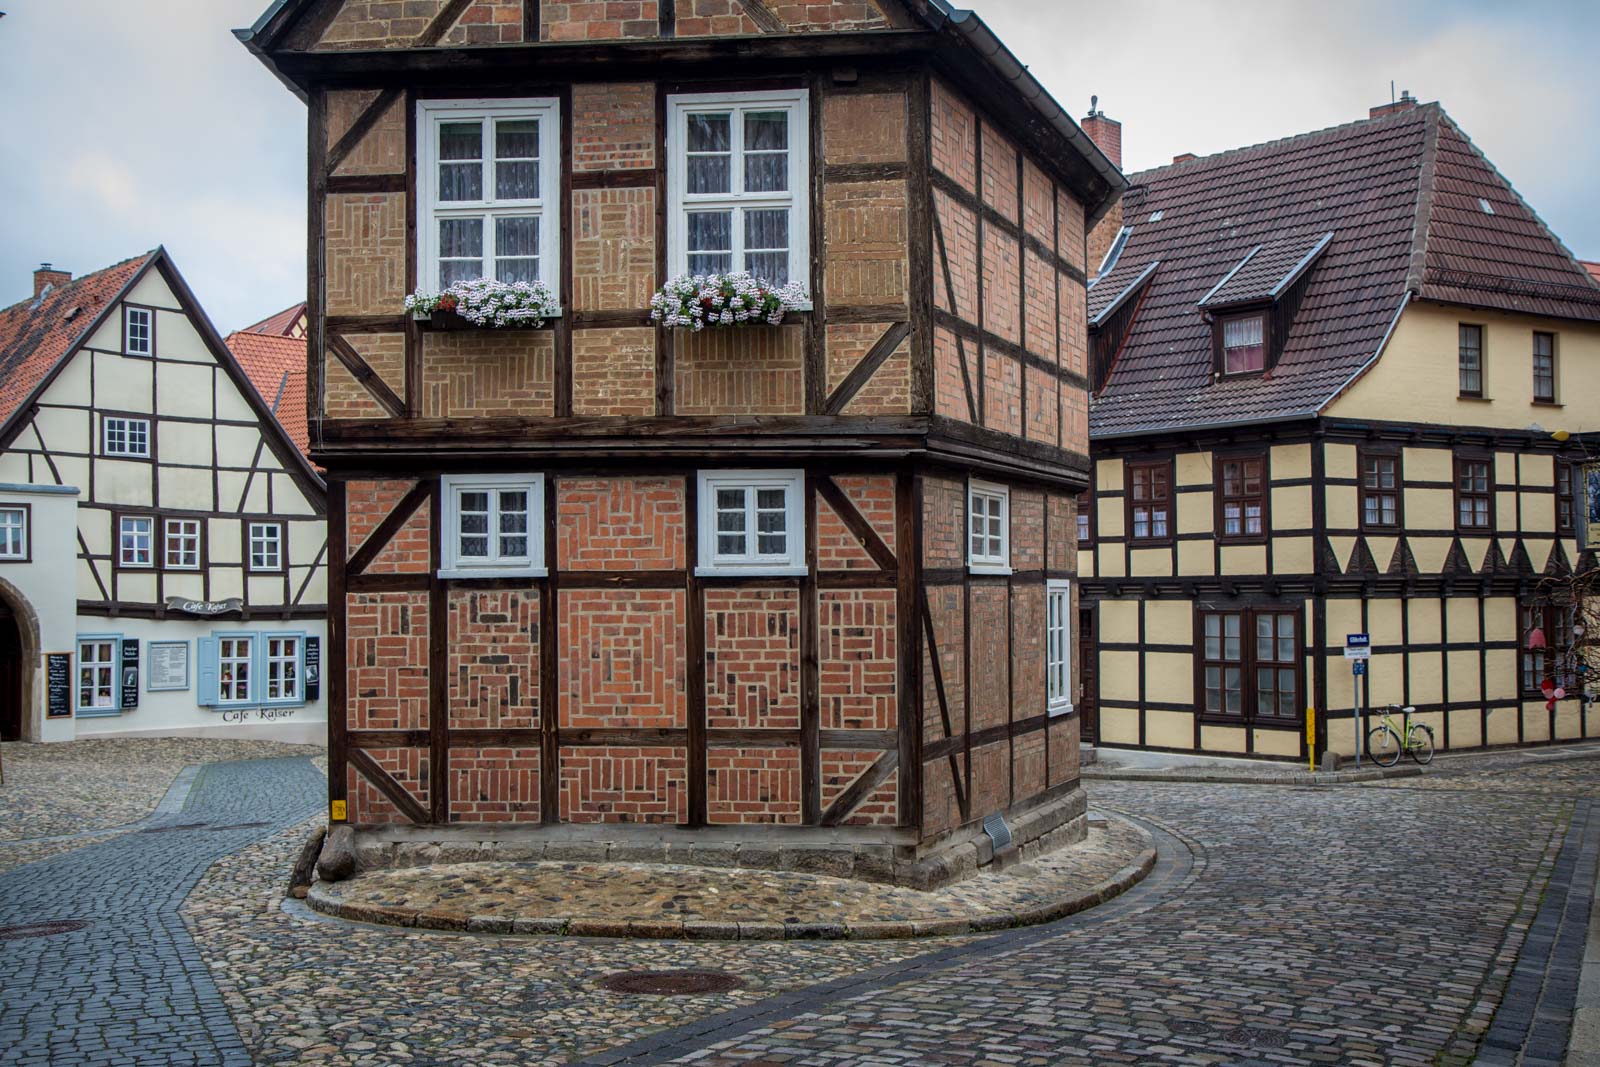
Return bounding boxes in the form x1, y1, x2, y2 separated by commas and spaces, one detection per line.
1198, 232, 1332, 309
0, 252, 154, 436
241, 301, 307, 338
225, 324, 309, 461
1091, 104, 1600, 438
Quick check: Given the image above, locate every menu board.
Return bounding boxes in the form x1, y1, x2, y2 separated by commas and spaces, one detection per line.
46, 653, 71, 717
304, 637, 321, 702
120, 639, 140, 710
147, 642, 189, 691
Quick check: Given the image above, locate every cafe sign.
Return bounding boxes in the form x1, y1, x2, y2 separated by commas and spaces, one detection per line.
164, 597, 244, 617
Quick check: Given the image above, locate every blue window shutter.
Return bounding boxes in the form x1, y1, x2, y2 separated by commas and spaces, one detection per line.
197, 636, 219, 706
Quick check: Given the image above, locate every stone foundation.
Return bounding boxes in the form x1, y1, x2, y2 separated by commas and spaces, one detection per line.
332, 784, 1087, 890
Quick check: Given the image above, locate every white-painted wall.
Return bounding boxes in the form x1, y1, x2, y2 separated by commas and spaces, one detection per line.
0, 484, 83, 743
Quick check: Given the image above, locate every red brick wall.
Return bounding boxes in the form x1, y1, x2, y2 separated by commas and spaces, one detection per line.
572, 83, 655, 171
816, 475, 896, 570
707, 747, 801, 824
674, 327, 805, 415
447, 589, 539, 730
559, 590, 686, 729
449, 747, 540, 822
557, 478, 685, 570
347, 748, 428, 825
559, 746, 688, 822
540, 0, 658, 41
820, 589, 896, 731
821, 751, 897, 826
345, 480, 431, 574
347, 592, 430, 731
704, 589, 799, 730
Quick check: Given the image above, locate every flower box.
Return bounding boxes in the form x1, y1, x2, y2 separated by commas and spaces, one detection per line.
405, 278, 559, 330
650, 272, 809, 331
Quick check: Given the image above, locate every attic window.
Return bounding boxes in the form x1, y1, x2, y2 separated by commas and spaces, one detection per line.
1221, 314, 1266, 374
1478, 198, 1495, 216
1097, 226, 1131, 278
1148, 210, 1164, 223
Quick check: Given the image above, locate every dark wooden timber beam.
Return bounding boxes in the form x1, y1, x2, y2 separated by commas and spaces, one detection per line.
345, 480, 430, 577
815, 476, 898, 572
820, 750, 898, 826
347, 747, 429, 825
326, 334, 405, 418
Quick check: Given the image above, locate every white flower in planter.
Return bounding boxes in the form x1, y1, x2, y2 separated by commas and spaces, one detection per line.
403, 278, 559, 328
650, 271, 808, 332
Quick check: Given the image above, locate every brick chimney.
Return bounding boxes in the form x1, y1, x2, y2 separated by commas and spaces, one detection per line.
1082, 97, 1124, 279
33, 263, 70, 298
1172, 152, 1197, 165
1370, 90, 1418, 120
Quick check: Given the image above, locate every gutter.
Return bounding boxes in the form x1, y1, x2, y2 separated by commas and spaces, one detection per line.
1091, 409, 1321, 442
922, 1, 1127, 226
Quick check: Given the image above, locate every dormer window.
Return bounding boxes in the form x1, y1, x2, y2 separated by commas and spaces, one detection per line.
1221, 314, 1266, 375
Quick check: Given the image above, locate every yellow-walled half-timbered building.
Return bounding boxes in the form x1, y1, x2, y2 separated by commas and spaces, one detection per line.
240, 0, 1122, 884
1076, 98, 1600, 762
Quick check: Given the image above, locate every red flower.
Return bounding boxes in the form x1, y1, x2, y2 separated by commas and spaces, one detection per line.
438, 295, 458, 312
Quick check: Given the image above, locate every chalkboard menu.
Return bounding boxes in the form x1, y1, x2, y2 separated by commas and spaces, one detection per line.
304, 637, 321, 702
120, 639, 140, 710
46, 653, 71, 717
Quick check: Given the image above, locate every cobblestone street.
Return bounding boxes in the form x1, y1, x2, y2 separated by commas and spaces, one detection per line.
1, 745, 1595, 1065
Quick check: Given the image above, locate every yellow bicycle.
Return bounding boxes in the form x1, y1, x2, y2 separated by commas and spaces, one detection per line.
1366, 704, 1434, 766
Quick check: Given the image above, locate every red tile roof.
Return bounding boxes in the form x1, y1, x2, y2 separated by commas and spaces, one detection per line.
241, 301, 307, 338
1091, 104, 1600, 438
225, 323, 309, 461
1582, 261, 1600, 285
0, 252, 154, 436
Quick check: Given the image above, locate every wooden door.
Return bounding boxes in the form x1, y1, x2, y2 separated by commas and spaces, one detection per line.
1078, 606, 1097, 743
0, 611, 20, 742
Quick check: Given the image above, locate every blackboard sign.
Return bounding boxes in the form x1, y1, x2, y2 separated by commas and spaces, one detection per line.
46, 653, 71, 717
304, 636, 321, 702
120, 639, 140, 710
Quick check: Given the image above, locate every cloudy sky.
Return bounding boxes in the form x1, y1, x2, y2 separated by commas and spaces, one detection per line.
2, 0, 1597, 330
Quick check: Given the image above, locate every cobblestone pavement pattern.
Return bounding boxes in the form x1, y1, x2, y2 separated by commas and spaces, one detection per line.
3, 745, 1594, 1066
0, 757, 323, 1067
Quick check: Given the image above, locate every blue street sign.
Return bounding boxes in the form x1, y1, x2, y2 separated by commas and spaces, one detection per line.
1352, 660, 1367, 676
1347, 633, 1371, 648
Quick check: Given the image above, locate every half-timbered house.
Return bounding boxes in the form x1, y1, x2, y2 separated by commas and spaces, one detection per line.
0, 251, 328, 744
240, 0, 1120, 883
1076, 98, 1600, 762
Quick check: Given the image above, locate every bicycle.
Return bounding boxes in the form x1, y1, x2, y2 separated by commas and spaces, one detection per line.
1366, 704, 1434, 766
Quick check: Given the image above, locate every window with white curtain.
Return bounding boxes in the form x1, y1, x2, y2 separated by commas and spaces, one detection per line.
667, 90, 810, 289
417, 98, 561, 294
696, 470, 805, 576
1222, 314, 1265, 374
440, 474, 544, 577
967, 481, 1010, 573
1046, 580, 1073, 716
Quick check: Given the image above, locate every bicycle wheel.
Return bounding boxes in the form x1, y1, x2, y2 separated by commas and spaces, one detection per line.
1408, 725, 1435, 765
1366, 725, 1402, 767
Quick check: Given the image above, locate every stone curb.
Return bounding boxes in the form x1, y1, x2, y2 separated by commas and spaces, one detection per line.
1083, 764, 1424, 786
303, 817, 1158, 941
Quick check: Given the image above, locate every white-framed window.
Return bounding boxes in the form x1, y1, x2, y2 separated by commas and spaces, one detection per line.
1046, 579, 1073, 717
103, 416, 151, 458
77, 637, 118, 714
696, 469, 806, 576
417, 97, 562, 295
164, 519, 201, 570
967, 481, 1010, 573
667, 90, 811, 290
0, 506, 26, 560
249, 522, 283, 572
264, 634, 302, 704
119, 516, 153, 568
123, 306, 153, 357
218, 635, 253, 704
440, 473, 544, 578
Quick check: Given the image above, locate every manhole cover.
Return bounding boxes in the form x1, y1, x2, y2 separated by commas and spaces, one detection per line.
140, 822, 207, 834
0, 920, 90, 940
600, 970, 743, 996
1216, 1025, 1287, 1048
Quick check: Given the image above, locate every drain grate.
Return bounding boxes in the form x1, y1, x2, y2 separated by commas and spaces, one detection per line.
600, 970, 743, 996
0, 920, 90, 940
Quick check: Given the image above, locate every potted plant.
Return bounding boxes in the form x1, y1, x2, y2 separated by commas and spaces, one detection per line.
404, 278, 560, 329
649, 272, 809, 331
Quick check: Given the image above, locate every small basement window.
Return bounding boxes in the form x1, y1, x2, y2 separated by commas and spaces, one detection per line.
697, 470, 805, 576
1221, 314, 1266, 374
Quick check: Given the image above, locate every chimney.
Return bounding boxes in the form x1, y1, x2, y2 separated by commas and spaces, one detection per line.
1082, 96, 1124, 280
1081, 95, 1122, 170
1172, 153, 1197, 165
1370, 89, 1418, 120
33, 263, 70, 298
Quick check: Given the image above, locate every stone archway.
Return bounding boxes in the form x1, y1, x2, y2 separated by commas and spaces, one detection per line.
0, 576, 43, 742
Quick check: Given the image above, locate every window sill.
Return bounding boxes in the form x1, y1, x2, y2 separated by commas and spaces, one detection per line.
437, 566, 548, 580
695, 564, 808, 578
1048, 702, 1075, 719
968, 563, 1013, 576
1531, 400, 1564, 408
1457, 395, 1492, 403
75, 707, 122, 719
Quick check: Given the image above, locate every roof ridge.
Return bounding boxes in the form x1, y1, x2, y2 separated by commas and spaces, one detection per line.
1127, 102, 1438, 185
1404, 107, 1441, 294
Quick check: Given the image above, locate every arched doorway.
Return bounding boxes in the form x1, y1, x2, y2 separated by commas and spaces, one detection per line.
0, 603, 20, 741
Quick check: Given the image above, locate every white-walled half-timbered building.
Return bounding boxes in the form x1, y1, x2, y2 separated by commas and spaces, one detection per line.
0, 251, 328, 744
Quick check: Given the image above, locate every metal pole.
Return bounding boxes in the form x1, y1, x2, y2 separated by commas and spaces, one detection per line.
1353, 671, 1361, 767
